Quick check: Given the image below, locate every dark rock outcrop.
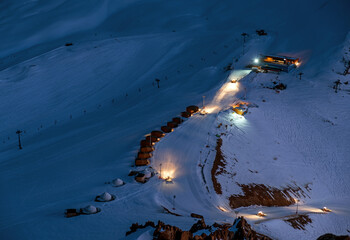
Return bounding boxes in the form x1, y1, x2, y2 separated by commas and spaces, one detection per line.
317, 233, 350, 240
126, 217, 272, 240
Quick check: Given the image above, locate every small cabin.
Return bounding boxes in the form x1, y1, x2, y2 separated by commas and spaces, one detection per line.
135, 158, 150, 166
254, 54, 300, 73
262, 55, 299, 65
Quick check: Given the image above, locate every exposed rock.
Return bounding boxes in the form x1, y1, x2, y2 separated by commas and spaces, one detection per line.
126, 217, 271, 240
211, 138, 225, 194
273, 83, 287, 90
190, 213, 204, 219
317, 233, 350, 240
284, 214, 312, 230
126, 221, 155, 236
229, 183, 307, 208
189, 219, 207, 233
234, 217, 271, 240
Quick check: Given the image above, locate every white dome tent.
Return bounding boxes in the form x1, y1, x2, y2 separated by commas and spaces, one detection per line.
143, 169, 152, 179
95, 192, 116, 202
111, 178, 125, 187
80, 205, 101, 215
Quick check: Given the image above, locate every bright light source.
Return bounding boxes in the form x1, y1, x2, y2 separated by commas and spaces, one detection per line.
254, 58, 259, 64
162, 169, 175, 180
217, 206, 229, 212
257, 211, 266, 217
165, 176, 173, 184
322, 207, 332, 213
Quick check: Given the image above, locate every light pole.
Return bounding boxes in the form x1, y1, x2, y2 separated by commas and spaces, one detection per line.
172, 195, 176, 210
241, 33, 248, 55
298, 72, 304, 80
295, 199, 299, 215
159, 163, 162, 179
16, 130, 22, 150
202, 96, 205, 109
155, 79, 160, 88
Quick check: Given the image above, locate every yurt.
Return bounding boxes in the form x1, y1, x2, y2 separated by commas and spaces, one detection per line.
81, 205, 101, 215
112, 178, 125, 187
95, 192, 116, 202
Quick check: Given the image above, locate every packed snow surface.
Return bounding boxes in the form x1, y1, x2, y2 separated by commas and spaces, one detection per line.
0, 0, 350, 239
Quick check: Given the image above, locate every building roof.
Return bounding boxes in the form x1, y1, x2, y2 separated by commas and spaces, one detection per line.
262, 54, 299, 61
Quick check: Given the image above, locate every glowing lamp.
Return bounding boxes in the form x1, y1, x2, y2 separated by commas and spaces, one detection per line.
322, 207, 332, 213
254, 58, 259, 64
165, 176, 173, 184
257, 211, 266, 217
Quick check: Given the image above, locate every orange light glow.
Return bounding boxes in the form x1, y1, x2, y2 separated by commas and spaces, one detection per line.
257, 211, 266, 217
217, 206, 229, 212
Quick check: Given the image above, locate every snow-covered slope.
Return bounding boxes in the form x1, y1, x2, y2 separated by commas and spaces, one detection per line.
0, 0, 349, 239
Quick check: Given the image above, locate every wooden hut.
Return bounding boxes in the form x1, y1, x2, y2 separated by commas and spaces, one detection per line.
65, 209, 79, 218
167, 121, 178, 128
172, 117, 183, 124
151, 130, 165, 138
140, 139, 155, 147
186, 105, 199, 114
140, 146, 154, 153
233, 107, 247, 116
135, 173, 146, 183
135, 158, 150, 166
146, 136, 160, 143
181, 111, 191, 118
138, 152, 153, 159
161, 126, 173, 133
